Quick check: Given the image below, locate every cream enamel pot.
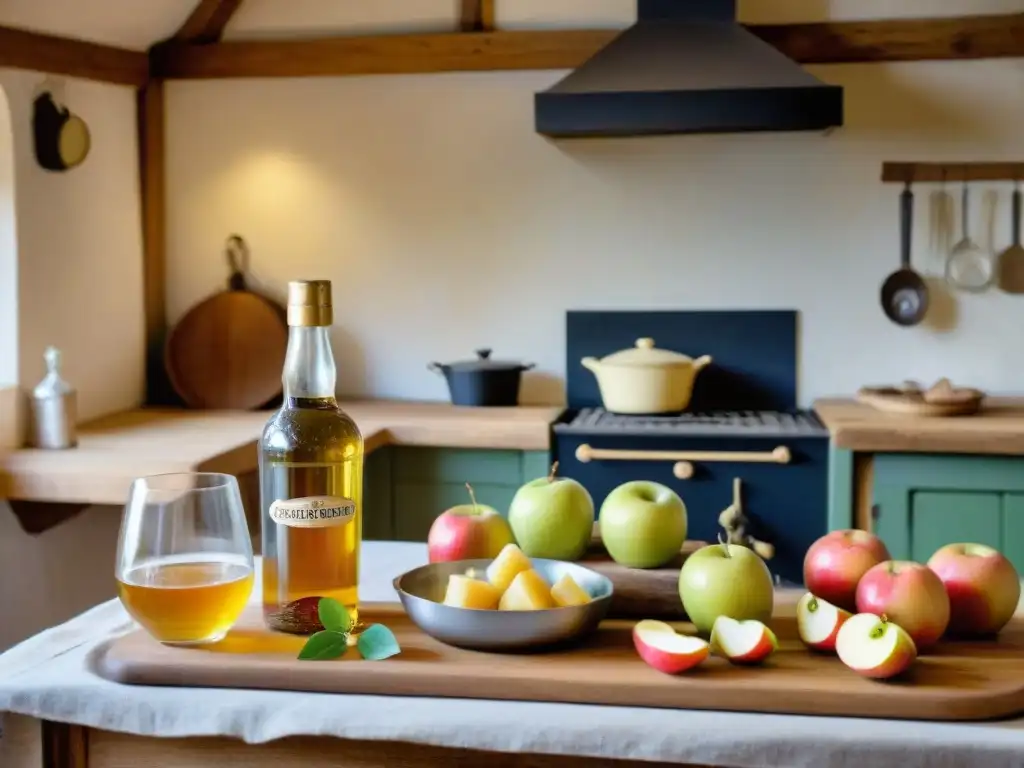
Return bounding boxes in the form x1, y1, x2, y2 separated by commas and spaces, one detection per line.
581, 338, 712, 414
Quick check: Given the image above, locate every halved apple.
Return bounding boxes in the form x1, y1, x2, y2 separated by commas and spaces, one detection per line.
796, 592, 852, 652
632, 619, 709, 674
835, 613, 917, 679
709, 616, 778, 665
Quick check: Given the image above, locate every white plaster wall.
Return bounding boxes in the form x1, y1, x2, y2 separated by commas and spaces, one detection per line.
0, 86, 16, 388
166, 9, 1024, 405
0, 72, 143, 651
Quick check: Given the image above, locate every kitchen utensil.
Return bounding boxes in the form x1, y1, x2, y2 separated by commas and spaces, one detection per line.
929, 173, 954, 259
945, 182, 994, 292
881, 183, 929, 327
165, 236, 288, 410
32, 91, 90, 172
393, 557, 612, 651
581, 338, 712, 414
997, 182, 1024, 294
858, 377, 985, 417
428, 349, 534, 407
96, 600, 1024, 722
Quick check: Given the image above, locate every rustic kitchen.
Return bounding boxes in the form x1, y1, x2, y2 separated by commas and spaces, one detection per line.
3, 1, 1024, 767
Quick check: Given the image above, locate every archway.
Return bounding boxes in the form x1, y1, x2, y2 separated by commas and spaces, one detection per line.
0, 81, 17, 386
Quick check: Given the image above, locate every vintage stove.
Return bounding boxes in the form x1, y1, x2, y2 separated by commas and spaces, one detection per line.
553, 310, 830, 585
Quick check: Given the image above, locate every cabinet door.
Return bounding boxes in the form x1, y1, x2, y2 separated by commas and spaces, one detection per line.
910, 492, 1001, 563
1001, 494, 1024, 574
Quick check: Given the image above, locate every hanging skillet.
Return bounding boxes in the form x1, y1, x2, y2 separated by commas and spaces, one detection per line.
881, 182, 929, 327
33, 92, 90, 172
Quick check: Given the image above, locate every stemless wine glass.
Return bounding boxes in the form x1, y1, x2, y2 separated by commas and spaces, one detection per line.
115, 472, 255, 646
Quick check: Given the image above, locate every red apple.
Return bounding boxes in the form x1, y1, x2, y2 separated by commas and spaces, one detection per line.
632, 619, 709, 674
836, 613, 917, 679
927, 543, 1021, 637
803, 530, 891, 612
710, 616, 777, 665
796, 592, 852, 652
856, 560, 950, 649
427, 486, 514, 563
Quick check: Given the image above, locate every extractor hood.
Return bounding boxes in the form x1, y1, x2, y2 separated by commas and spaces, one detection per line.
534, 0, 844, 138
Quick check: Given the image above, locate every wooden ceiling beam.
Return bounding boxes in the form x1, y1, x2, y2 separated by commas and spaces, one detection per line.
0, 25, 148, 86
173, 0, 246, 44
151, 12, 1024, 80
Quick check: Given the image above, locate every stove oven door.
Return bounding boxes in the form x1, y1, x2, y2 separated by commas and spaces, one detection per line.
554, 433, 829, 585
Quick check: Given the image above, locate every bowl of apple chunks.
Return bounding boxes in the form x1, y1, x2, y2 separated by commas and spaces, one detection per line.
393, 544, 613, 651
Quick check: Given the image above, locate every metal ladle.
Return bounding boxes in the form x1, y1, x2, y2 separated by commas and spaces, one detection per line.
881, 182, 928, 327
945, 181, 994, 292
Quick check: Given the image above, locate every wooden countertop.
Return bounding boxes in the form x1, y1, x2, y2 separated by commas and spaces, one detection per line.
814, 397, 1024, 455
0, 400, 562, 505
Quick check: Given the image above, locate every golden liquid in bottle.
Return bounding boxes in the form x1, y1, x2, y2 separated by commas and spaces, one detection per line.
117, 560, 254, 645
260, 402, 363, 633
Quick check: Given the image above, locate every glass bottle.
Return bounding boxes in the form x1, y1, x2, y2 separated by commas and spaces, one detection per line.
259, 280, 364, 634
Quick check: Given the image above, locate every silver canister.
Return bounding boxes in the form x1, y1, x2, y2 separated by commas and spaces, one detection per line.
30, 346, 78, 449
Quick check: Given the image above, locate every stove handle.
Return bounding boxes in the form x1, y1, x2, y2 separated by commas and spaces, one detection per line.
574, 444, 792, 475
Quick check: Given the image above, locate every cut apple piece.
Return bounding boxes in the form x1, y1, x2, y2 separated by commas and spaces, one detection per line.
633, 619, 709, 674
442, 574, 502, 610
486, 543, 534, 592
499, 569, 556, 611
550, 573, 591, 607
836, 613, 917, 679
796, 592, 852, 652
709, 616, 778, 665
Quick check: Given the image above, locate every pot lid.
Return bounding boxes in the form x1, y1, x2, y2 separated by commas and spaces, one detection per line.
442, 349, 528, 373
599, 338, 697, 367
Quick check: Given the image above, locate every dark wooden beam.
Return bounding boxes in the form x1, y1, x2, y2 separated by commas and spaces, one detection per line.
151, 12, 1024, 80
0, 25, 147, 86
882, 161, 1024, 183
460, 0, 496, 33
750, 12, 1024, 64
137, 80, 173, 405
173, 0, 246, 44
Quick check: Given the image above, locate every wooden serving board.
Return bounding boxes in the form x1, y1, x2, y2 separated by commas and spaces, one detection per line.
582, 525, 706, 619
95, 603, 1024, 722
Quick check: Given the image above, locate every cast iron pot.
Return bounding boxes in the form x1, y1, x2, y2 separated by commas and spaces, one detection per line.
429, 349, 535, 407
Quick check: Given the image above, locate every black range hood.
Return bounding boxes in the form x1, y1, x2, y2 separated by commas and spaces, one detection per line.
534, 0, 844, 138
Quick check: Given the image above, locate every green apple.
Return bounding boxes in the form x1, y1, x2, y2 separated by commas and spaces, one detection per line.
599, 481, 687, 569
678, 541, 774, 634
507, 470, 594, 561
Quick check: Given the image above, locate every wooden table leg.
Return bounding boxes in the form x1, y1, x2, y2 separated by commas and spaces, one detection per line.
41, 722, 88, 768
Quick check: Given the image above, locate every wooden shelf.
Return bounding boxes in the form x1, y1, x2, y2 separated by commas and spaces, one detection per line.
0, 400, 561, 506
882, 162, 1024, 184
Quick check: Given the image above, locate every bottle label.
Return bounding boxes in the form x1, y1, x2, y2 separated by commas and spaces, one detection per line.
269, 496, 356, 529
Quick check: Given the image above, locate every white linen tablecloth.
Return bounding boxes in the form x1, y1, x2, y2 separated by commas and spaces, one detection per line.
2, 541, 1023, 768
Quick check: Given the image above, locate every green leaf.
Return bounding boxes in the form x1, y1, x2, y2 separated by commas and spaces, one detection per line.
298, 630, 349, 661
356, 623, 401, 661
317, 597, 352, 633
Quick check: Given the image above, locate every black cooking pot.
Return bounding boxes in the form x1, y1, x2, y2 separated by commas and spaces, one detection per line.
429, 349, 535, 407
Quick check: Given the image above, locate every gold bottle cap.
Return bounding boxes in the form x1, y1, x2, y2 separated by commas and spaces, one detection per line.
287, 280, 333, 327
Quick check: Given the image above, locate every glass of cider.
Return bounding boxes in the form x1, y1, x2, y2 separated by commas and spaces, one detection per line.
116, 472, 255, 646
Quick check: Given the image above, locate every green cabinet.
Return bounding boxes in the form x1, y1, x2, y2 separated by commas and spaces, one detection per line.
869, 453, 1024, 573
363, 446, 551, 542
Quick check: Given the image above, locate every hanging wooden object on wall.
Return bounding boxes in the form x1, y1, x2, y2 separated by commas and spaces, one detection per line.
33, 91, 91, 172
164, 235, 288, 411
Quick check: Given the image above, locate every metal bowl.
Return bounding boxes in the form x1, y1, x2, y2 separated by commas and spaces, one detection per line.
393, 558, 613, 652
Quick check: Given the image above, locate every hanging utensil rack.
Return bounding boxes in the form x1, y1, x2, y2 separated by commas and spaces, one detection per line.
882, 162, 1024, 183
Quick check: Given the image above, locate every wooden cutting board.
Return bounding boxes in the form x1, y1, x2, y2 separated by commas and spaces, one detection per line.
95, 603, 1024, 722
582, 524, 705, 619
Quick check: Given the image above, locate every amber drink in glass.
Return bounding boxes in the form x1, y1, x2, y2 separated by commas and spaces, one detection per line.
116, 472, 255, 645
